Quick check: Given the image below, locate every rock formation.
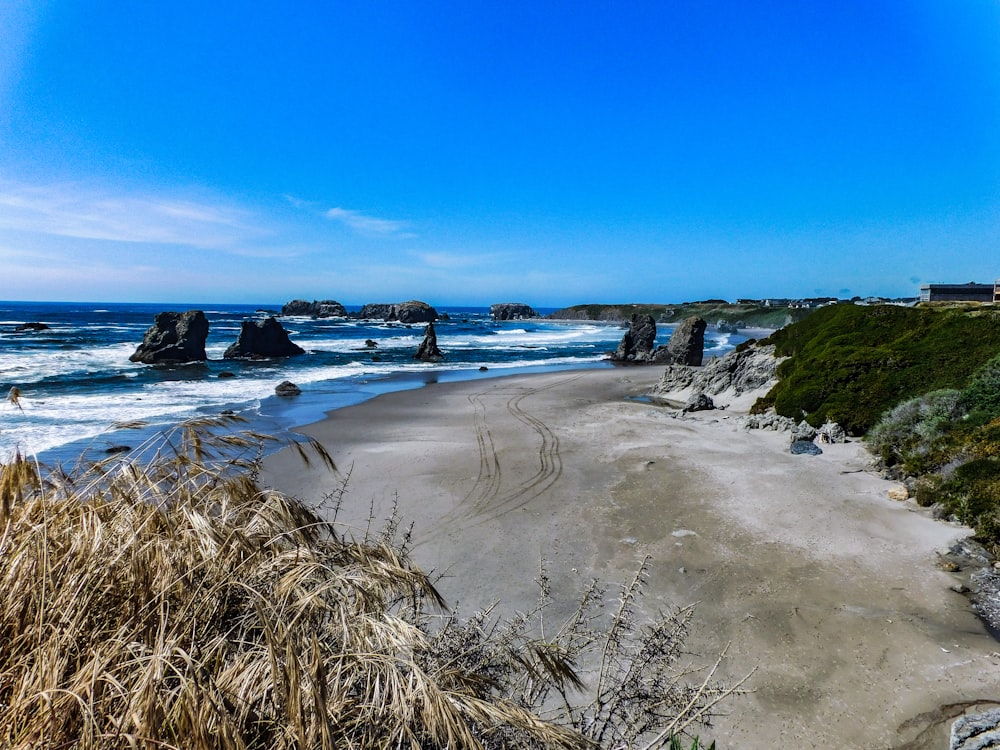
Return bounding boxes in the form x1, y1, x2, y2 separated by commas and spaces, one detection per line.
354, 301, 438, 324
129, 310, 209, 364
610, 314, 658, 362
275, 380, 302, 396
223, 317, 305, 359
414, 323, 443, 362
281, 299, 347, 318
15, 322, 49, 332
610, 315, 707, 365
790, 440, 823, 455
952, 708, 1000, 750
653, 343, 781, 398
656, 316, 707, 366
682, 393, 715, 413
490, 303, 539, 320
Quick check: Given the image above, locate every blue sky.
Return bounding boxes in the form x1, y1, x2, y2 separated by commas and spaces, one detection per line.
1, 1, 998, 306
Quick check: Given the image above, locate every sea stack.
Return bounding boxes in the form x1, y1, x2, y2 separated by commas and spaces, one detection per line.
129, 310, 209, 364
414, 322, 444, 362
224, 317, 305, 359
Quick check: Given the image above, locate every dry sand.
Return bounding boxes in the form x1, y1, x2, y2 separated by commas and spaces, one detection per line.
263, 367, 1000, 748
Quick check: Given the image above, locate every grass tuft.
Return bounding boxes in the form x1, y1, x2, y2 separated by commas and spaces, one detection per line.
0, 419, 742, 749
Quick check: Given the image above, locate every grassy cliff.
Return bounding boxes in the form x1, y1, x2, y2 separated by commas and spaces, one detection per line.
547, 302, 812, 329
752, 304, 1000, 434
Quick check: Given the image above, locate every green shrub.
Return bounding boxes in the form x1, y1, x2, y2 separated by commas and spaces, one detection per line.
756, 305, 1000, 433
961, 352, 1000, 422
913, 474, 944, 508
866, 389, 964, 472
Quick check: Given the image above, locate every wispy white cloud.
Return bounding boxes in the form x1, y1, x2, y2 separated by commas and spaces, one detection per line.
0, 179, 266, 250
325, 206, 414, 238
411, 250, 510, 269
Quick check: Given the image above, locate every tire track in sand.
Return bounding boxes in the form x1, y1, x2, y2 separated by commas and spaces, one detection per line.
457, 374, 582, 526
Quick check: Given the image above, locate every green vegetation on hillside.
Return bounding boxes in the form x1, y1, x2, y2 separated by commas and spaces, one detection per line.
0, 417, 743, 749
750, 304, 1000, 550
547, 303, 812, 330
752, 304, 1000, 434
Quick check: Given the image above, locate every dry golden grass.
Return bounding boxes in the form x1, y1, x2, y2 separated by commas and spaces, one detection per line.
0, 417, 744, 749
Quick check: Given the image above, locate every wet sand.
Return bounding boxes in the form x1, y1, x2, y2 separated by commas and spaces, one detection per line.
262, 367, 1000, 748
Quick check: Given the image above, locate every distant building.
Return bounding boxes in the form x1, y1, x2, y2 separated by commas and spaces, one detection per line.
919, 282, 998, 303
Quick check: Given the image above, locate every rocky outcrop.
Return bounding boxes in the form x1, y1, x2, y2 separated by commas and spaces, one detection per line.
275, 380, 302, 396
414, 323, 443, 362
281, 299, 347, 318
611, 314, 658, 362
353, 301, 438, 324
15, 322, 49, 332
129, 310, 209, 364
952, 709, 1000, 750
223, 317, 305, 359
817, 422, 847, 444
717, 319, 740, 334
611, 315, 708, 365
657, 316, 707, 366
491, 303, 538, 320
654, 343, 781, 398
682, 393, 715, 413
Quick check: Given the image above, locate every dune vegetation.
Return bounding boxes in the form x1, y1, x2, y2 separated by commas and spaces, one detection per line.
0, 415, 741, 750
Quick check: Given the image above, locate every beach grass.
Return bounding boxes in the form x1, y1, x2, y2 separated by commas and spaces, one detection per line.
0, 417, 744, 750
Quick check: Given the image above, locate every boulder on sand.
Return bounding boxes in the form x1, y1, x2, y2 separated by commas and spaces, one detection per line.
224, 317, 305, 360
130, 310, 209, 364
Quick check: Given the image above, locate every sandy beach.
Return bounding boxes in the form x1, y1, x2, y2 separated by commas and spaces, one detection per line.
262, 367, 1000, 748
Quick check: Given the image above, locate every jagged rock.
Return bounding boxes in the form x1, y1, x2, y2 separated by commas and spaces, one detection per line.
951, 708, 1000, 750
275, 380, 302, 396
792, 420, 818, 442
611, 314, 658, 362
717, 319, 739, 334
414, 322, 444, 362
281, 299, 347, 317
364, 339, 378, 348
491, 303, 539, 320
682, 393, 715, 413
739, 411, 798, 432
817, 422, 847, 443
355, 303, 395, 320
654, 343, 781, 398
224, 317, 305, 359
130, 310, 209, 364
354, 301, 438, 323
15, 322, 49, 332
653, 316, 707, 366
790, 440, 823, 455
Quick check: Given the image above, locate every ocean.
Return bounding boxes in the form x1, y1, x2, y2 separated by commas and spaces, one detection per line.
0, 301, 751, 465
